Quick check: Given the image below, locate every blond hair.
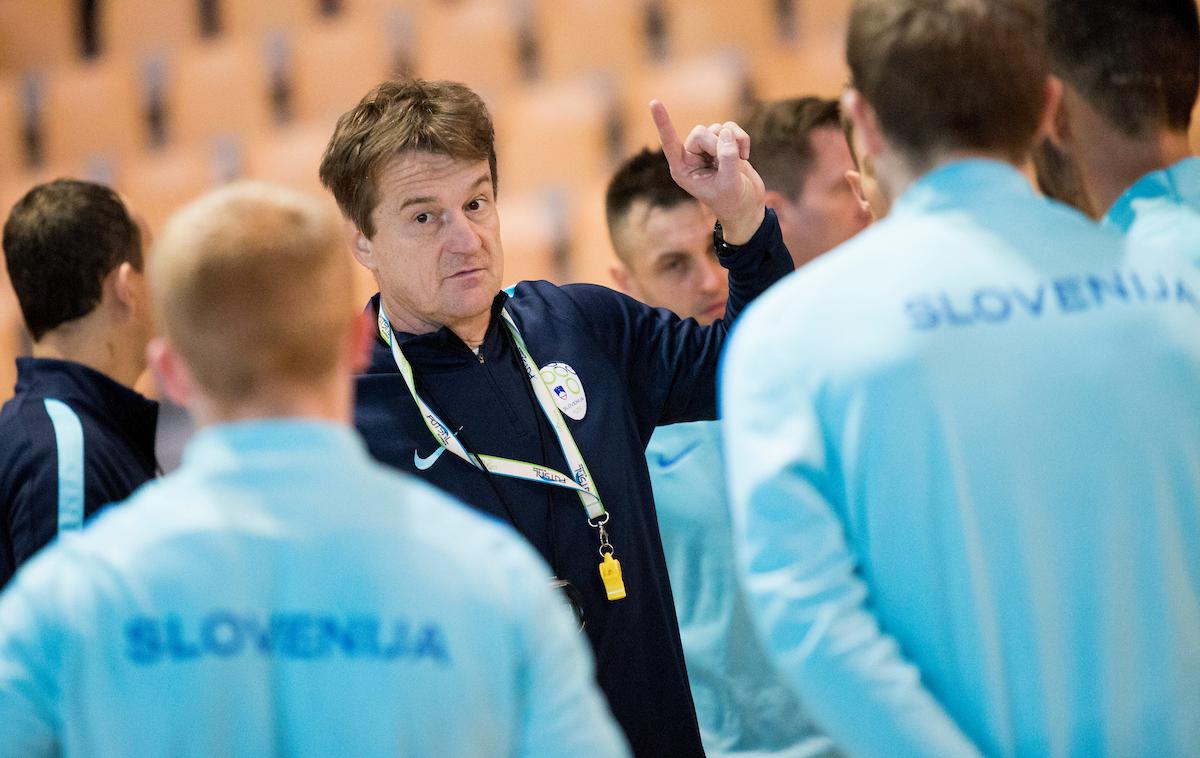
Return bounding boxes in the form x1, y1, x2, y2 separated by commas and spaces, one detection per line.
150, 181, 355, 401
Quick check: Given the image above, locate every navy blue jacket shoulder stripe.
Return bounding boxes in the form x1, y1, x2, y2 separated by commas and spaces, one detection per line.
42, 398, 86, 532
0, 358, 158, 587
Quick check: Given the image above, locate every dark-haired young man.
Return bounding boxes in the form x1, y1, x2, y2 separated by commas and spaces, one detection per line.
604, 148, 830, 758
1043, 0, 1200, 259
0, 180, 157, 588
742, 97, 870, 268
320, 79, 793, 757
724, 0, 1200, 755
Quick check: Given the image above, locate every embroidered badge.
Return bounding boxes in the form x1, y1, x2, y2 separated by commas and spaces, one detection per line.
539, 362, 587, 420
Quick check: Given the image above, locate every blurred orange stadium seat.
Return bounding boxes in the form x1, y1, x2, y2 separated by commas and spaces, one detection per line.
0, 0, 77, 74
529, 0, 648, 83
620, 51, 752, 152
291, 14, 396, 125
412, 0, 524, 103
495, 76, 619, 197
102, 0, 201, 60
659, 0, 784, 60
168, 38, 273, 152
748, 0, 851, 101
0, 75, 26, 184
243, 119, 334, 199
562, 181, 616, 286
498, 187, 569, 285
220, 0, 321, 38
118, 145, 215, 232
39, 57, 145, 171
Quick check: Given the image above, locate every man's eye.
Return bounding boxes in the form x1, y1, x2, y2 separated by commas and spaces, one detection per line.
466, 199, 482, 211
414, 212, 431, 224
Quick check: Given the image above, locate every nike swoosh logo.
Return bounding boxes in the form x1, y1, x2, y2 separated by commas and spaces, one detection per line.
414, 445, 448, 471
652, 441, 703, 470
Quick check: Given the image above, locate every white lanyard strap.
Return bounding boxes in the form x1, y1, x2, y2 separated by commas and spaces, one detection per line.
377, 305, 607, 521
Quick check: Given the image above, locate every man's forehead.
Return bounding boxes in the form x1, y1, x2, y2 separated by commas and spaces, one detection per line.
375, 152, 491, 201
618, 199, 712, 261
808, 126, 854, 164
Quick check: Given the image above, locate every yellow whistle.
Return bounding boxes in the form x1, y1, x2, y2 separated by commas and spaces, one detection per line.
599, 553, 627, 601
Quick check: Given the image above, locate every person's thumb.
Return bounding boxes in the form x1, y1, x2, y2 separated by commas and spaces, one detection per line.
716, 127, 740, 172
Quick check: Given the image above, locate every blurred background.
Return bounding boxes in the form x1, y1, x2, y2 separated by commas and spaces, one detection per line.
2, 0, 1198, 405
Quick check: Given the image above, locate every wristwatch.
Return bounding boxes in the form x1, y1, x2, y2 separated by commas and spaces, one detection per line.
712, 220, 744, 257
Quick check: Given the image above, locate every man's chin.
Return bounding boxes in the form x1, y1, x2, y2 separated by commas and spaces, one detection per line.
445, 278, 501, 316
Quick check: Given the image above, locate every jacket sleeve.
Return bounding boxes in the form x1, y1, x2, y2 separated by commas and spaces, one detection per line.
720, 325, 981, 758
509, 545, 631, 758
1, 438, 60, 589
0, 555, 63, 758
568, 209, 793, 440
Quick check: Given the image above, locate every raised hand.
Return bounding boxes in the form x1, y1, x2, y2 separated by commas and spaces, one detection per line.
651, 100, 766, 245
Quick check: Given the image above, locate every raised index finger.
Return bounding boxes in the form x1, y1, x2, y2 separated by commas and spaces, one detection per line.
650, 100, 683, 162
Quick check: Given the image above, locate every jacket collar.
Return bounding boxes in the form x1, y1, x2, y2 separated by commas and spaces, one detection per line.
892, 159, 1036, 218
1104, 156, 1200, 232
14, 356, 158, 456
364, 291, 512, 374
182, 418, 368, 474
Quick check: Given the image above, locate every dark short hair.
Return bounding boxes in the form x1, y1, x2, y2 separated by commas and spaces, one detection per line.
741, 97, 843, 198
3, 179, 142, 341
1046, 0, 1199, 138
319, 78, 498, 239
605, 148, 696, 259
847, 0, 1048, 170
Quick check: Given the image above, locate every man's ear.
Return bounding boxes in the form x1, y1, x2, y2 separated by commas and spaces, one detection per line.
110, 262, 137, 310
147, 337, 193, 407
345, 220, 375, 271
762, 189, 789, 215
845, 170, 872, 215
610, 260, 636, 296
841, 89, 885, 162
349, 310, 376, 374
1037, 75, 1066, 146
110, 261, 151, 325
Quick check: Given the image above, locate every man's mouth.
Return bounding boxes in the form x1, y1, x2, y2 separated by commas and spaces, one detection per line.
703, 300, 728, 319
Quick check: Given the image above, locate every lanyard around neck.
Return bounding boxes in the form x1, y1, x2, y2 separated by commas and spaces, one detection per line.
377, 304, 607, 523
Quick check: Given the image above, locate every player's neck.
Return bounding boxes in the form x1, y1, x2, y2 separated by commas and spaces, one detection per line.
190, 373, 354, 429
379, 294, 491, 351
32, 314, 144, 389
878, 147, 1023, 203
1078, 128, 1192, 217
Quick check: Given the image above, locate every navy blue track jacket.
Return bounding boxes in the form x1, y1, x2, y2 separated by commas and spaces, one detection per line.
355, 210, 793, 757
0, 358, 158, 587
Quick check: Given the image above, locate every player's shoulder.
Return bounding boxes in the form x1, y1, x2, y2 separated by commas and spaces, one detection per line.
361, 461, 553, 593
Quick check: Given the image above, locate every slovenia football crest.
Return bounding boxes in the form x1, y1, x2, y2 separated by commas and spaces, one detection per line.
539, 362, 587, 420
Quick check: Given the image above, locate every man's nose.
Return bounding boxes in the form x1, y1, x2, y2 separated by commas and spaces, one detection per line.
444, 210, 483, 253
697, 256, 723, 294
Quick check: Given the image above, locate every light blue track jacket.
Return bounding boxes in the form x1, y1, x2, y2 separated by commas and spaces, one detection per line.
0, 420, 630, 758
646, 421, 835, 758
1104, 156, 1200, 269
722, 160, 1200, 758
